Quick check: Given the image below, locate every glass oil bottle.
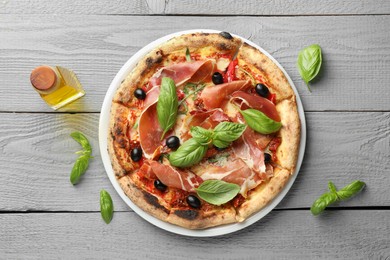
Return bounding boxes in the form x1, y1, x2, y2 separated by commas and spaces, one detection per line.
30, 65, 85, 110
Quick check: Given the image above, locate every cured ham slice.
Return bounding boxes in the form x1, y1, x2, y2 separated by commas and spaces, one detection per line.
138, 102, 163, 159
232, 127, 269, 175
149, 161, 203, 192
143, 86, 160, 108
231, 91, 280, 122
200, 80, 251, 109
149, 60, 215, 88
181, 109, 230, 141
196, 158, 266, 196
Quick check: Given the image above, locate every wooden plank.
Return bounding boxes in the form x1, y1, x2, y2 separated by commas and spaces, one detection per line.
1, 211, 389, 258
1, 0, 390, 15
0, 15, 389, 112
0, 112, 388, 211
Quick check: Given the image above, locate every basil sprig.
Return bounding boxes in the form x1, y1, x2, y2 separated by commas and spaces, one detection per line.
190, 126, 213, 145
169, 138, 208, 168
169, 122, 246, 168
157, 77, 178, 140
196, 180, 240, 205
311, 180, 365, 216
70, 131, 93, 185
297, 44, 322, 92
240, 109, 281, 134
100, 189, 114, 224
213, 122, 247, 148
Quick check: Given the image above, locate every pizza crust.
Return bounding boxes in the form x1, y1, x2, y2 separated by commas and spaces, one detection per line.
118, 175, 170, 220
275, 97, 301, 171
236, 168, 291, 221
108, 102, 138, 178
236, 43, 294, 102
166, 206, 237, 230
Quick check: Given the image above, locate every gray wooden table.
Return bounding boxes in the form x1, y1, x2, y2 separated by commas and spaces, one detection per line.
1, 1, 390, 259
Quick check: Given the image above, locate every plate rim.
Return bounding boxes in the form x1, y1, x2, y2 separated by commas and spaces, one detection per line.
99, 29, 306, 237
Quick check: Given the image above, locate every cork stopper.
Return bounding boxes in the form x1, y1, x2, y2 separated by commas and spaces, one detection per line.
30, 66, 57, 91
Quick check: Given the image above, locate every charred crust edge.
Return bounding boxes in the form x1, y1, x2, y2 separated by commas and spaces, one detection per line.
142, 191, 169, 214
173, 209, 199, 220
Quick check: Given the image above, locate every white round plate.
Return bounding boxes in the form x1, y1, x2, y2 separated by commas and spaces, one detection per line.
99, 29, 306, 237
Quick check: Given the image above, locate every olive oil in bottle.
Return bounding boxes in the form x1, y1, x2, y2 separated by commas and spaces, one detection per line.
30, 66, 85, 110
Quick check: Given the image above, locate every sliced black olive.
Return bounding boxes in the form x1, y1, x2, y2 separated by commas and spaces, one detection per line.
255, 83, 269, 98
212, 72, 224, 85
219, 31, 233, 39
187, 195, 201, 209
264, 153, 272, 163
166, 136, 180, 150
130, 147, 142, 162
154, 179, 167, 192
134, 88, 146, 100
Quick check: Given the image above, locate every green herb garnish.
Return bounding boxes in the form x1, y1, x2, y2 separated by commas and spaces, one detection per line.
297, 44, 322, 92
157, 77, 179, 140
168, 122, 245, 168
100, 190, 114, 224
196, 180, 240, 205
212, 122, 247, 149
69, 131, 93, 185
240, 109, 281, 135
311, 180, 365, 215
168, 138, 208, 168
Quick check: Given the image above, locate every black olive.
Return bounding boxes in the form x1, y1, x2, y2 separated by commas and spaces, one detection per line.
219, 31, 233, 39
255, 83, 269, 98
264, 153, 272, 163
212, 72, 224, 85
166, 136, 180, 150
154, 179, 167, 192
130, 147, 142, 162
187, 195, 201, 209
134, 88, 146, 100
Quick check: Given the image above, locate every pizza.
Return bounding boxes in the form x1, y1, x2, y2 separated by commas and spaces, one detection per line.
108, 32, 301, 229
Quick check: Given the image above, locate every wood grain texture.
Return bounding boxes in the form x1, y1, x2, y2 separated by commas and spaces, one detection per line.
1, 0, 390, 15
0, 112, 388, 211
0, 15, 389, 112
1, 211, 389, 259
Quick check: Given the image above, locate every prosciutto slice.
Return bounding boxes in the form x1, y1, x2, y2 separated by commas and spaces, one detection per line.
149, 161, 203, 192
149, 60, 215, 88
197, 158, 265, 196
200, 80, 252, 109
231, 91, 280, 122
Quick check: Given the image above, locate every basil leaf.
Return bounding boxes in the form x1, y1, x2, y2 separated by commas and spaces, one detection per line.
169, 138, 208, 168
310, 192, 338, 216
213, 122, 246, 148
185, 47, 191, 62
70, 131, 92, 185
336, 180, 365, 201
157, 77, 178, 140
100, 190, 114, 224
311, 180, 365, 216
70, 154, 91, 185
297, 44, 322, 92
240, 109, 282, 134
71, 131, 92, 153
328, 181, 337, 194
190, 126, 213, 145
196, 180, 240, 205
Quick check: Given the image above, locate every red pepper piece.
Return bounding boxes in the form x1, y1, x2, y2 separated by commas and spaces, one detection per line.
223, 59, 238, 83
